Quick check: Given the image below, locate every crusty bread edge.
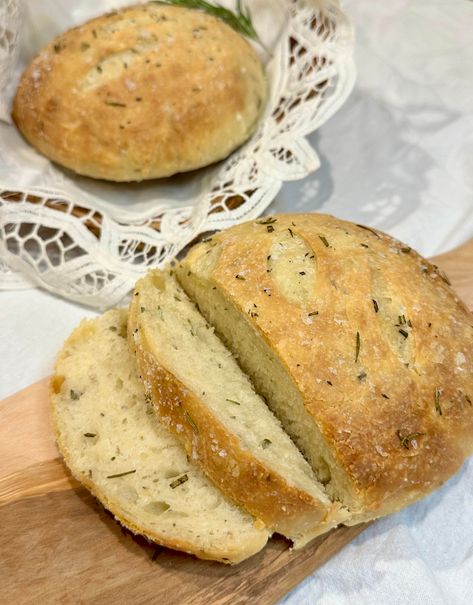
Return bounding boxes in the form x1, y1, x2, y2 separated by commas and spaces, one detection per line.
49, 311, 268, 564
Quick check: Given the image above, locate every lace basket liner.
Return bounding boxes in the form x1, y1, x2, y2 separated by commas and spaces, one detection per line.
0, 0, 355, 309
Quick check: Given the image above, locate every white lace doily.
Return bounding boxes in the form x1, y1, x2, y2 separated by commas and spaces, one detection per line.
0, 0, 355, 309
0, 0, 21, 123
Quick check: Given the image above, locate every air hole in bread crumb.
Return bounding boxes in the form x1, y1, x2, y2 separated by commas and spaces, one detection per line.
164, 469, 185, 479
145, 501, 171, 515
151, 273, 166, 291
318, 458, 331, 485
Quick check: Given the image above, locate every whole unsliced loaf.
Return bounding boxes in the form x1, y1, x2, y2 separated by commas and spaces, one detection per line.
13, 3, 266, 182
128, 270, 346, 546
50, 309, 268, 563
177, 213, 473, 523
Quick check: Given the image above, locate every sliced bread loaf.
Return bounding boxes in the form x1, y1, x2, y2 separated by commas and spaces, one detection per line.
129, 270, 345, 546
50, 309, 268, 564
176, 214, 473, 524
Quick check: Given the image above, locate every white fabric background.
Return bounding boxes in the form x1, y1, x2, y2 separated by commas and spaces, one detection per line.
1, 0, 472, 603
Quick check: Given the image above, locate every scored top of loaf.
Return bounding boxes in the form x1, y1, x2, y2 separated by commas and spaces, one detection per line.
178, 213, 473, 517
12, 3, 267, 182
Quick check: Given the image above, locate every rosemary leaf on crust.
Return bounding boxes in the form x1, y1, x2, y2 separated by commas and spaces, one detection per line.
355, 331, 361, 362
256, 216, 277, 225
356, 224, 381, 239
105, 101, 127, 108
396, 430, 425, 449
184, 411, 199, 432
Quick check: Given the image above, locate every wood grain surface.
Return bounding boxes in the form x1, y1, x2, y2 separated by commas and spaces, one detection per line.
431, 238, 473, 309
1, 240, 472, 605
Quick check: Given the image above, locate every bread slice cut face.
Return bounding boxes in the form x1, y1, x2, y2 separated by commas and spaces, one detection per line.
129, 271, 345, 546
50, 309, 268, 564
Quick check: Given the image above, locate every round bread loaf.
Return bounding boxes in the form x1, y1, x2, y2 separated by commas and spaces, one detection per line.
177, 214, 473, 523
12, 3, 267, 182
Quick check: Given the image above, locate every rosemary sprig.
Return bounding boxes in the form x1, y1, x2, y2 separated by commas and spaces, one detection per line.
155, 0, 266, 50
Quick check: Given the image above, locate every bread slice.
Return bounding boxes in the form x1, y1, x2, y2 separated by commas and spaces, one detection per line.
176, 214, 473, 524
129, 270, 345, 546
50, 309, 268, 564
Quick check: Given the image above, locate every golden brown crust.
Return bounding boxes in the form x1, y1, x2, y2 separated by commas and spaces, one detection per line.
128, 287, 333, 540
180, 213, 473, 517
13, 3, 266, 182
50, 312, 268, 564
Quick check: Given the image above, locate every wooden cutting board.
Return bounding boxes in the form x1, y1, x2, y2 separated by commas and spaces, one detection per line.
1, 240, 472, 605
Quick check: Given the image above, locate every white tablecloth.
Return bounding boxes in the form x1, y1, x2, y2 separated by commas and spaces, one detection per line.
1, 1, 472, 603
